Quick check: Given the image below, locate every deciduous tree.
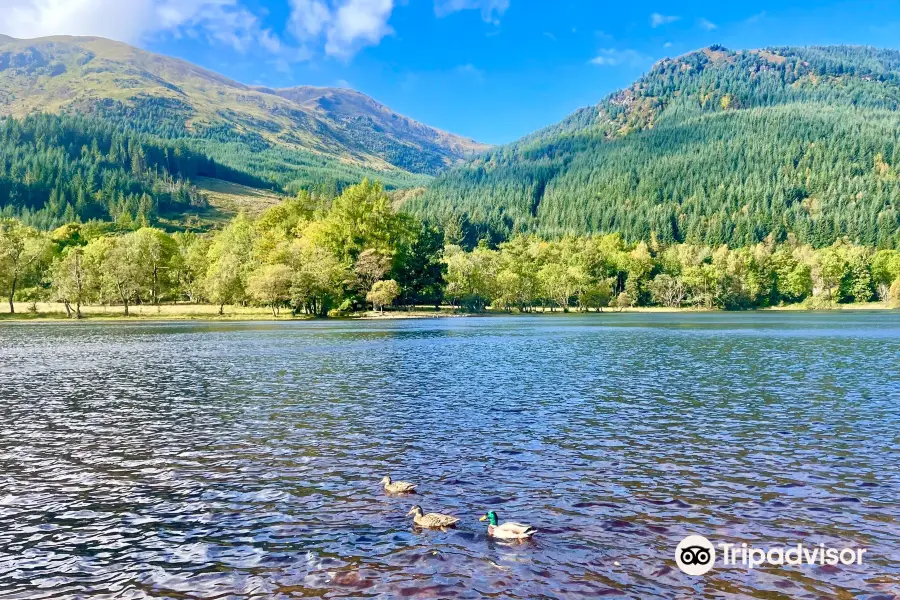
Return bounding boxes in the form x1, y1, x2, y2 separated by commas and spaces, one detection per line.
367, 279, 400, 314
0, 219, 48, 313
248, 264, 293, 316
51, 247, 87, 318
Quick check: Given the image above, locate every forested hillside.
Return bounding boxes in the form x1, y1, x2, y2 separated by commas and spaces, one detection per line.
0, 35, 487, 199
409, 46, 900, 249
0, 114, 274, 228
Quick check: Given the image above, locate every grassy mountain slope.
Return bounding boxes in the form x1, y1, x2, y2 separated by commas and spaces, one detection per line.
0, 35, 488, 189
258, 85, 488, 175
409, 46, 900, 249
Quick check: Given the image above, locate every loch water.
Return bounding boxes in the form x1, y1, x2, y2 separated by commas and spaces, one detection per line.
1, 313, 898, 599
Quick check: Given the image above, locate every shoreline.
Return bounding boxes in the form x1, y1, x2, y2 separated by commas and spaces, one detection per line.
0, 301, 895, 323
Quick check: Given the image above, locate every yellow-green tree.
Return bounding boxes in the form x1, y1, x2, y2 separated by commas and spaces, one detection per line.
50, 247, 87, 318
205, 214, 254, 314
288, 237, 348, 316
132, 228, 178, 305
649, 274, 686, 308
82, 234, 144, 316
444, 243, 497, 311
890, 279, 900, 308
172, 232, 210, 304
0, 219, 49, 313
321, 179, 403, 263
814, 245, 849, 303
367, 279, 400, 314
871, 250, 900, 301
578, 278, 614, 312
248, 263, 293, 316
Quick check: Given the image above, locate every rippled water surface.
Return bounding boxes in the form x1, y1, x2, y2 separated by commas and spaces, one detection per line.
1, 313, 899, 599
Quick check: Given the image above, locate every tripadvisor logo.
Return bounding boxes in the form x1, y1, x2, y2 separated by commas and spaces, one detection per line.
674, 535, 867, 576
676, 535, 716, 575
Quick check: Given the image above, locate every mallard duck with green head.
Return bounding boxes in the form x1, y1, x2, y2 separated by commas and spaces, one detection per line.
480, 511, 537, 540
407, 505, 460, 529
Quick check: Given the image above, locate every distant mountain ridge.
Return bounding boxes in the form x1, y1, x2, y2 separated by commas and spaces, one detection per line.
0, 35, 489, 184
410, 45, 900, 249
259, 85, 484, 157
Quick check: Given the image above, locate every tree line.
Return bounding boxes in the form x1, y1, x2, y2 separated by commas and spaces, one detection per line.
2, 179, 899, 317
0, 180, 444, 317
444, 234, 900, 312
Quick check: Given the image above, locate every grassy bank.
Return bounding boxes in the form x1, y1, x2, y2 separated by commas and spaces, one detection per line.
762, 301, 895, 311
0, 302, 465, 322
0, 301, 894, 323
0, 302, 305, 322
484, 303, 895, 313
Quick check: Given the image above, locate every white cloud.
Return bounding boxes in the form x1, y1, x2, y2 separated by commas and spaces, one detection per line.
2, 0, 296, 56
663, 41, 672, 49
288, 0, 396, 58
4, 0, 394, 63
650, 12, 679, 28
4, 0, 510, 64
4, 0, 158, 41
326, 0, 395, 57
697, 18, 717, 31
259, 29, 283, 53
289, 0, 331, 37
435, 0, 510, 24
589, 48, 652, 67
185, 3, 267, 52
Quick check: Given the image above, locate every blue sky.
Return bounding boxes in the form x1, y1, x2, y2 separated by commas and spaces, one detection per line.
5, 0, 900, 144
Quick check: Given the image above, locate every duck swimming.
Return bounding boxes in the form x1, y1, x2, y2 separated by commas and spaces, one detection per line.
380, 476, 417, 494
480, 511, 537, 540
407, 505, 460, 528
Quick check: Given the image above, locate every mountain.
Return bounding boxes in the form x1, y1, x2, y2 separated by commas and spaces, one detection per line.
258, 85, 487, 166
0, 35, 488, 188
409, 45, 900, 249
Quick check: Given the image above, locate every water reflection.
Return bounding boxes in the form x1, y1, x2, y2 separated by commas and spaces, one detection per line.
0, 313, 898, 599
